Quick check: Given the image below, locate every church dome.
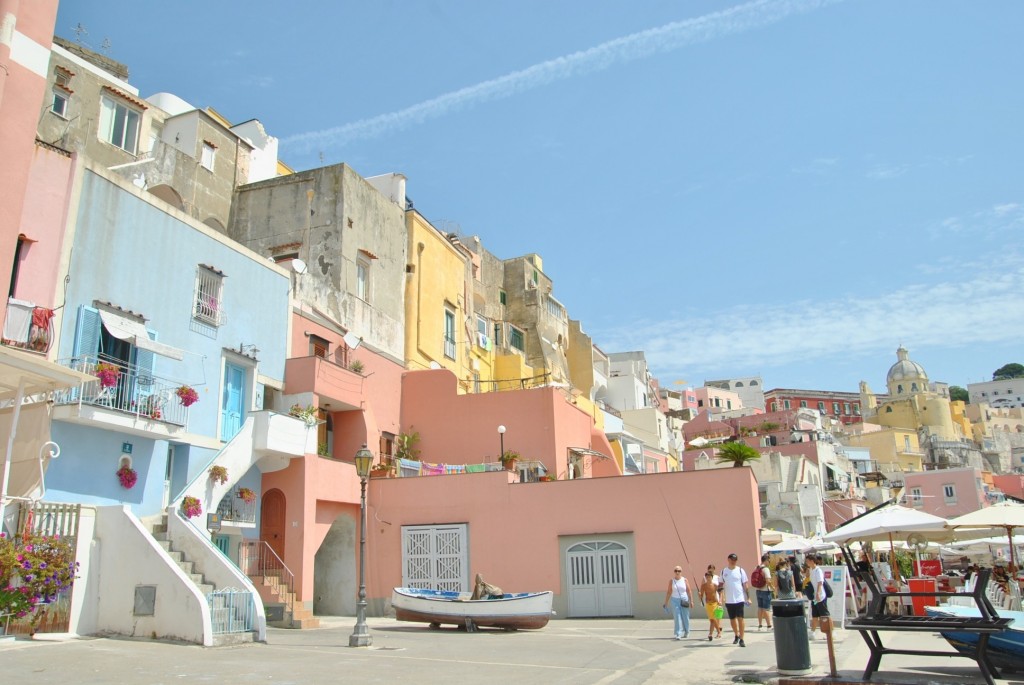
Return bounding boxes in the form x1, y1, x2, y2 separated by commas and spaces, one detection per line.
886, 346, 928, 394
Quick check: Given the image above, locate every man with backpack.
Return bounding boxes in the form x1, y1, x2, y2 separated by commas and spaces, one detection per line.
751, 553, 774, 630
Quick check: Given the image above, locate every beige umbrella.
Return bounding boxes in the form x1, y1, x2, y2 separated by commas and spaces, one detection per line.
947, 500, 1024, 569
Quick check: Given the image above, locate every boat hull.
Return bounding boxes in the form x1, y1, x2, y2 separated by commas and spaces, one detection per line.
392, 588, 554, 630
925, 606, 1024, 672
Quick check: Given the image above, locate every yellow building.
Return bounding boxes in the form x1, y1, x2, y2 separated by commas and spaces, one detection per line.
844, 425, 925, 477
861, 346, 959, 441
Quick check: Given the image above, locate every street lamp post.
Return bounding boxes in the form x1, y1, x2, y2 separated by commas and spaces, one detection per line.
498, 425, 506, 460
349, 444, 374, 648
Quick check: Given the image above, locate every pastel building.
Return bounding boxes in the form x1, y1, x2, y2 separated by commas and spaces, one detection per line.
763, 388, 863, 425
904, 467, 992, 518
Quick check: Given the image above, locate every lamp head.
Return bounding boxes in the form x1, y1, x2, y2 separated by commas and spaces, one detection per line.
498, 425, 506, 434
353, 444, 374, 479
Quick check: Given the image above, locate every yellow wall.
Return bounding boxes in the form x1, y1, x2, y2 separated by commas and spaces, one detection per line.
871, 395, 958, 441
405, 212, 474, 386
846, 428, 924, 473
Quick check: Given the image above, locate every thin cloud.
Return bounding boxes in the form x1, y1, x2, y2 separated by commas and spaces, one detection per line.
594, 254, 1024, 379
282, 0, 842, 153
934, 202, 1024, 238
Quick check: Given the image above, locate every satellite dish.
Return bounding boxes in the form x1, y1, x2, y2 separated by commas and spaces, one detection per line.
907, 533, 929, 552
290, 259, 308, 274
428, 361, 442, 370
343, 331, 361, 349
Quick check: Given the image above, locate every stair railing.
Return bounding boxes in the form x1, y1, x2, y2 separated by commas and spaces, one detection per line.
239, 540, 296, 606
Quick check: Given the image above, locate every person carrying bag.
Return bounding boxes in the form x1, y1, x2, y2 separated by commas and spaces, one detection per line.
663, 566, 691, 640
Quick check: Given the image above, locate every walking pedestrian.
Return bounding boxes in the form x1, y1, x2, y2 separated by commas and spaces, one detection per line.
700, 570, 722, 640
663, 565, 691, 640
807, 554, 832, 640
775, 557, 797, 599
722, 552, 751, 647
752, 553, 774, 630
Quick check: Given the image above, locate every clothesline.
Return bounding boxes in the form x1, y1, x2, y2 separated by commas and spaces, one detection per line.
397, 458, 506, 476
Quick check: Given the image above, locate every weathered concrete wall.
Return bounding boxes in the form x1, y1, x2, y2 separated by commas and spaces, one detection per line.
231, 164, 406, 359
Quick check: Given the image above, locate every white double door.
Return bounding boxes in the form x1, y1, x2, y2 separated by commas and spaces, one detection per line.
567, 540, 631, 617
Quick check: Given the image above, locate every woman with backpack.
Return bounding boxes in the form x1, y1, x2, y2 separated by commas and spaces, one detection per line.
775, 558, 797, 599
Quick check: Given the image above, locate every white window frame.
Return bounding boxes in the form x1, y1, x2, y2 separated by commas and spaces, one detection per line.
201, 141, 217, 170
193, 266, 225, 326
910, 487, 924, 507
51, 89, 68, 117
443, 306, 457, 359
943, 484, 957, 504
356, 259, 370, 301
99, 94, 141, 154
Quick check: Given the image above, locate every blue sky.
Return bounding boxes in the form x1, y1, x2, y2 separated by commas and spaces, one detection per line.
56, 0, 1024, 394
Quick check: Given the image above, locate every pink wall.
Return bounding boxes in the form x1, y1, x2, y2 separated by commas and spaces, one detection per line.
364, 466, 762, 617
993, 475, 1024, 500
905, 468, 986, 518
0, 0, 60, 324
401, 369, 603, 478
15, 144, 76, 307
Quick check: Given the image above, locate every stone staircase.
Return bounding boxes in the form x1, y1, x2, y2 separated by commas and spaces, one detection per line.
151, 516, 258, 645
249, 571, 320, 629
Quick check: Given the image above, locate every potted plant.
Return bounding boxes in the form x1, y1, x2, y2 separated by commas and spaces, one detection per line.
236, 487, 257, 504
208, 465, 228, 485
369, 458, 396, 478
289, 403, 318, 427
349, 359, 365, 374
500, 450, 520, 471
176, 385, 199, 407
94, 362, 120, 389
0, 532, 79, 627
181, 496, 202, 519
116, 464, 138, 489
395, 430, 420, 461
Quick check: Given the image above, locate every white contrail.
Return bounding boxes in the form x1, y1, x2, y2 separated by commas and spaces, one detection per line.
283, 0, 841, 152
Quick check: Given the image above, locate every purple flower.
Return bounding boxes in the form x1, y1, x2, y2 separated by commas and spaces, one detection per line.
22, 561, 32, 569
39, 562, 47, 569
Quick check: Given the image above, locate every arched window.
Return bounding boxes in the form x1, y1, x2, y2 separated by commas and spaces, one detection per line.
897, 384, 904, 394
750, 380, 759, 386
911, 383, 919, 392
885, 406, 893, 413
735, 381, 744, 387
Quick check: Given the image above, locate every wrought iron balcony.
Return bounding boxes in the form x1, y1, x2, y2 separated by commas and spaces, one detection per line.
216, 488, 257, 525
52, 354, 189, 426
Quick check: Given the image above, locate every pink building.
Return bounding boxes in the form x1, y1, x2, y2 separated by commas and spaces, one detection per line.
992, 474, 1024, 500
0, 1, 60, 327
905, 467, 989, 518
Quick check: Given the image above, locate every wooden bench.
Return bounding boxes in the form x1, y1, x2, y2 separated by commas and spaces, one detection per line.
844, 566, 1012, 685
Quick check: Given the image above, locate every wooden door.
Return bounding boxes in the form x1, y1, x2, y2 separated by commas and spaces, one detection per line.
260, 489, 286, 562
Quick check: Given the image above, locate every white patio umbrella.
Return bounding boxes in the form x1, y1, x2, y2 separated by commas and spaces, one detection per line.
766, 535, 818, 553
823, 502, 951, 583
947, 500, 1024, 568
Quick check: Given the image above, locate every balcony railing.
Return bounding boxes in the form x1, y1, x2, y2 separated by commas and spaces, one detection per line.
216, 488, 257, 524
53, 354, 189, 426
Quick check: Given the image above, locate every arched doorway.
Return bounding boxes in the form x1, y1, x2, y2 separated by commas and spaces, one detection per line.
260, 489, 286, 561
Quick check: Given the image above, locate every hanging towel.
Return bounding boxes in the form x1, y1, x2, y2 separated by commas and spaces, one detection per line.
399, 458, 422, 475
2, 298, 33, 344
465, 464, 486, 473
29, 307, 54, 351
422, 463, 445, 476
446, 464, 466, 474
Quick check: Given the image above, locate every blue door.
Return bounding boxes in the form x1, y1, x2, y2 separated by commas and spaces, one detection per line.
220, 362, 245, 441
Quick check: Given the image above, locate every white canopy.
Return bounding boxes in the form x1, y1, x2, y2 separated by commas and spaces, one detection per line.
98, 308, 184, 360
947, 500, 1024, 567
766, 535, 818, 553
823, 502, 952, 544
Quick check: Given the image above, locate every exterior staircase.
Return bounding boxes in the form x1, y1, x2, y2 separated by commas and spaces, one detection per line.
151, 515, 258, 644
240, 539, 319, 629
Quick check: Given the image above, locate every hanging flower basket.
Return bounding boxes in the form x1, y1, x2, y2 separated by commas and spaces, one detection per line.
176, 385, 199, 407
208, 465, 228, 485
181, 496, 202, 519
95, 362, 120, 389
237, 487, 256, 504
289, 403, 318, 427
116, 465, 138, 489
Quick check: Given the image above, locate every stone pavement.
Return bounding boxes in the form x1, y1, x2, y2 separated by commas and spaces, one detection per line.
2, 617, 1022, 684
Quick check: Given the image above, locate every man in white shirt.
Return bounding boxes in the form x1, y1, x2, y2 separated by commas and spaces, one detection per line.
722, 553, 751, 647
807, 554, 832, 640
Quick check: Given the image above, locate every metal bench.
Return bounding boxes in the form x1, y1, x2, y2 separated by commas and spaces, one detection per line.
844, 562, 1011, 685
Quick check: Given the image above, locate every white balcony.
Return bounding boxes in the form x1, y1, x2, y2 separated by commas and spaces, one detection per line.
252, 410, 316, 472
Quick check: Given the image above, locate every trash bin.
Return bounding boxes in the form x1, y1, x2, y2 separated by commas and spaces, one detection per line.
772, 598, 812, 676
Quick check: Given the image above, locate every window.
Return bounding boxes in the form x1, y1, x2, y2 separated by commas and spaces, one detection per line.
904, 436, 912, 452
509, 325, 525, 352
943, 484, 957, 503
477, 315, 488, 336
726, 400, 732, 409
735, 382, 744, 387
832, 402, 840, 414
193, 265, 224, 326
783, 399, 791, 409
817, 401, 826, 412
853, 404, 861, 415
201, 141, 217, 170
750, 380, 759, 386
770, 402, 777, 412
499, 290, 507, 305
99, 94, 141, 154
910, 487, 923, 507
545, 295, 565, 320
698, 399, 704, 407
51, 89, 68, 117
843, 402, 851, 415
493, 322, 503, 348
443, 307, 456, 359
309, 334, 329, 359
356, 259, 370, 300
800, 400, 808, 408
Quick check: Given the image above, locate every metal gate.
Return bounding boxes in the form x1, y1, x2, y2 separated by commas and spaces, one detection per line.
401, 524, 468, 591
567, 540, 632, 617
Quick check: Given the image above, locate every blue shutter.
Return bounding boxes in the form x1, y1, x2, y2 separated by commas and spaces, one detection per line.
133, 329, 157, 387
72, 305, 101, 359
